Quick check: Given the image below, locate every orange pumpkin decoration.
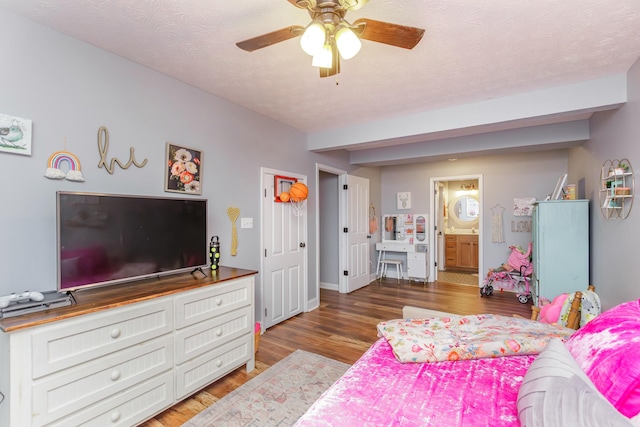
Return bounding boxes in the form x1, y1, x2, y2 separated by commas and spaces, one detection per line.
279, 191, 290, 202
289, 182, 309, 202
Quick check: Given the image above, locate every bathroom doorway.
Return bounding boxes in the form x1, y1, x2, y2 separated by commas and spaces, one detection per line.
429, 175, 482, 286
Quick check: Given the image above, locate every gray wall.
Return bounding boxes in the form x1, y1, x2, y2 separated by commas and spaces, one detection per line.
3, 7, 639, 316
380, 151, 569, 274
0, 10, 374, 321
569, 56, 640, 310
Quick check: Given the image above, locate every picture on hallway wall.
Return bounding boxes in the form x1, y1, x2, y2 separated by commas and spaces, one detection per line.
165, 143, 202, 195
0, 113, 32, 156
513, 197, 536, 216
397, 192, 411, 209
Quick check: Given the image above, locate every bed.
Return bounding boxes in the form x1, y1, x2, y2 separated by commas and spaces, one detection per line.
295, 298, 640, 427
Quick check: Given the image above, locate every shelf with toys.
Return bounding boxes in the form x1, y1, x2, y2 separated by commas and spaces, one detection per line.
599, 159, 634, 219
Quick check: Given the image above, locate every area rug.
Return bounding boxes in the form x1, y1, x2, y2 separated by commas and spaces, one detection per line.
182, 350, 350, 426
437, 270, 480, 286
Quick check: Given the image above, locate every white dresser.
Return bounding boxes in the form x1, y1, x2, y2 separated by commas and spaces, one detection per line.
0, 268, 256, 427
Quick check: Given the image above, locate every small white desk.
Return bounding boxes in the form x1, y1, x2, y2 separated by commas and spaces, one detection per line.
376, 242, 429, 282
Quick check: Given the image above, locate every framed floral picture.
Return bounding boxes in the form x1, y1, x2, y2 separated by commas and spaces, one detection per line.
165, 143, 202, 195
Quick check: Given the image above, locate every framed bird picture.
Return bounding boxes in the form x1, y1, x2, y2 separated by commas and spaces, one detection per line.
0, 113, 32, 156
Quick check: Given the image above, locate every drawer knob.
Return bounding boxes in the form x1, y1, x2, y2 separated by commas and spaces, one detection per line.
110, 328, 121, 339
215, 298, 222, 306
215, 359, 222, 367
110, 370, 121, 381
110, 411, 121, 422
215, 329, 223, 337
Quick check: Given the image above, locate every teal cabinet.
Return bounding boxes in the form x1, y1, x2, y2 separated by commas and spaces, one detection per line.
532, 200, 589, 305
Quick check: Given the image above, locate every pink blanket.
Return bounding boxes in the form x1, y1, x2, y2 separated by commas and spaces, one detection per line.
377, 314, 574, 363
295, 338, 535, 426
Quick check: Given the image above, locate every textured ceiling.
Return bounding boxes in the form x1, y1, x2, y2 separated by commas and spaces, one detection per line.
1, 0, 640, 140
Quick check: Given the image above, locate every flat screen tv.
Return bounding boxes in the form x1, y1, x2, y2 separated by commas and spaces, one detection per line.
57, 191, 208, 292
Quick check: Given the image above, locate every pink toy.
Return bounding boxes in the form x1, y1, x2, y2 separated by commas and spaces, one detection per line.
481, 242, 533, 303
506, 243, 533, 276
538, 293, 569, 324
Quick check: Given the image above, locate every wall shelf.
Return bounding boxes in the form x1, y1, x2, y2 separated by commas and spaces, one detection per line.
599, 158, 634, 219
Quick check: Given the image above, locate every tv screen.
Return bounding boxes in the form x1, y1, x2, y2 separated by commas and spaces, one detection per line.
57, 191, 208, 292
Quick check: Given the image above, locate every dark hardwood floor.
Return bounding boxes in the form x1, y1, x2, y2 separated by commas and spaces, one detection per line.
140, 278, 532, 426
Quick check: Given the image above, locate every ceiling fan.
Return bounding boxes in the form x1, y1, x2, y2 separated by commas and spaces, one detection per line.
236, 0, 425, 78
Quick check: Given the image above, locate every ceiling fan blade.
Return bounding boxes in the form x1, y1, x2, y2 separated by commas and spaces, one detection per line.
236, 26, 304, 52
353, 18, 425, 50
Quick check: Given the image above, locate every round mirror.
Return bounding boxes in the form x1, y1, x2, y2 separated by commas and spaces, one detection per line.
449, 196, 479, 226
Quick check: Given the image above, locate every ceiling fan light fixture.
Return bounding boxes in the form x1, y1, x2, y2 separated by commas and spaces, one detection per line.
335, 25, 361, 59
311, 43, 333, 68
300, 22, 326, 56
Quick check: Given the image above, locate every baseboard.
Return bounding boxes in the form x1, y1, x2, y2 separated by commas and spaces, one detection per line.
320, 281, 339, 291
306, 296, 319, 312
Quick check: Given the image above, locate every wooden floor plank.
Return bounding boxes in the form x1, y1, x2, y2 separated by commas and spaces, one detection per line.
141, 278, 532, 426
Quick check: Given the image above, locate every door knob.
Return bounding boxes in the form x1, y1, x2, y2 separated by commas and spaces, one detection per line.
300, 242, 306, 248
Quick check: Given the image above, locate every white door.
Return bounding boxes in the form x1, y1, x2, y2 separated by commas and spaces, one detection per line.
262, 169, 306, 329
340, 174, 370, 293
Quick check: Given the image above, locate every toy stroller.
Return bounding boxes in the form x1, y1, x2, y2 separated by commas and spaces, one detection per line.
481, 242, 533, 304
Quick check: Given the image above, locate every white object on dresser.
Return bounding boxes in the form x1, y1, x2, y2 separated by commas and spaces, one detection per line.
0, 274, 255, 427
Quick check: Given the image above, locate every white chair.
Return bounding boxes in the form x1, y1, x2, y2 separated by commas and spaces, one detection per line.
377, 251, 404, 284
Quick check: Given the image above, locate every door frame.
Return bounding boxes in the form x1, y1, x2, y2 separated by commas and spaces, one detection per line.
313, 163, 347, 311
429, 174, 483, 285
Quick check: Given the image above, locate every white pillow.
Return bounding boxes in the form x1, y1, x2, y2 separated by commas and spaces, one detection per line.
517, 338, 633, 427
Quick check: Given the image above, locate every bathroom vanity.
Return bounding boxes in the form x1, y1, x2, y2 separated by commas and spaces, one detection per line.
445, 233, 479, 271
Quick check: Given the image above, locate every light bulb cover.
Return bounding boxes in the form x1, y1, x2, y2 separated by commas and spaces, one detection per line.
300, 22, 326, 56
335, 25, 361, 60
312, 44, 333, 68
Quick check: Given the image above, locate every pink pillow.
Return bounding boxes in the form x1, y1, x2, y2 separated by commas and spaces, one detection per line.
538, 293, 568, 324
565, 299, 640, 418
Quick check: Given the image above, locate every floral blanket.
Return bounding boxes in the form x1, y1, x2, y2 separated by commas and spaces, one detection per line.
377, 314, 575, 363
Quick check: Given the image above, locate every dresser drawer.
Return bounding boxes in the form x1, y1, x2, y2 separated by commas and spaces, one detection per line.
175, 305, 252, 365
375, 242, 415, 252
47, 371, 174, 427
32, 298, 173, 378
174, 276, 253, 329
458, 235, 478, 243
32, 335, 173, 426
175, 333, 252, 400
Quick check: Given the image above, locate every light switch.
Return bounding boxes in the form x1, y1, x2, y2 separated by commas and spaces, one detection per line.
241, 217, 253, 229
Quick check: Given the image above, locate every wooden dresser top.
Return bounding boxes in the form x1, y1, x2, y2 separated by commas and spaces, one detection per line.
0, 266, 257, 332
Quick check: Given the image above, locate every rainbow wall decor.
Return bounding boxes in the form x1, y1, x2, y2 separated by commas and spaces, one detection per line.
45, 150, 85, 182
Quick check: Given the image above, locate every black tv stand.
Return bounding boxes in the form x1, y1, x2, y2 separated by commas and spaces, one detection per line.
191, 267, 207, 279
